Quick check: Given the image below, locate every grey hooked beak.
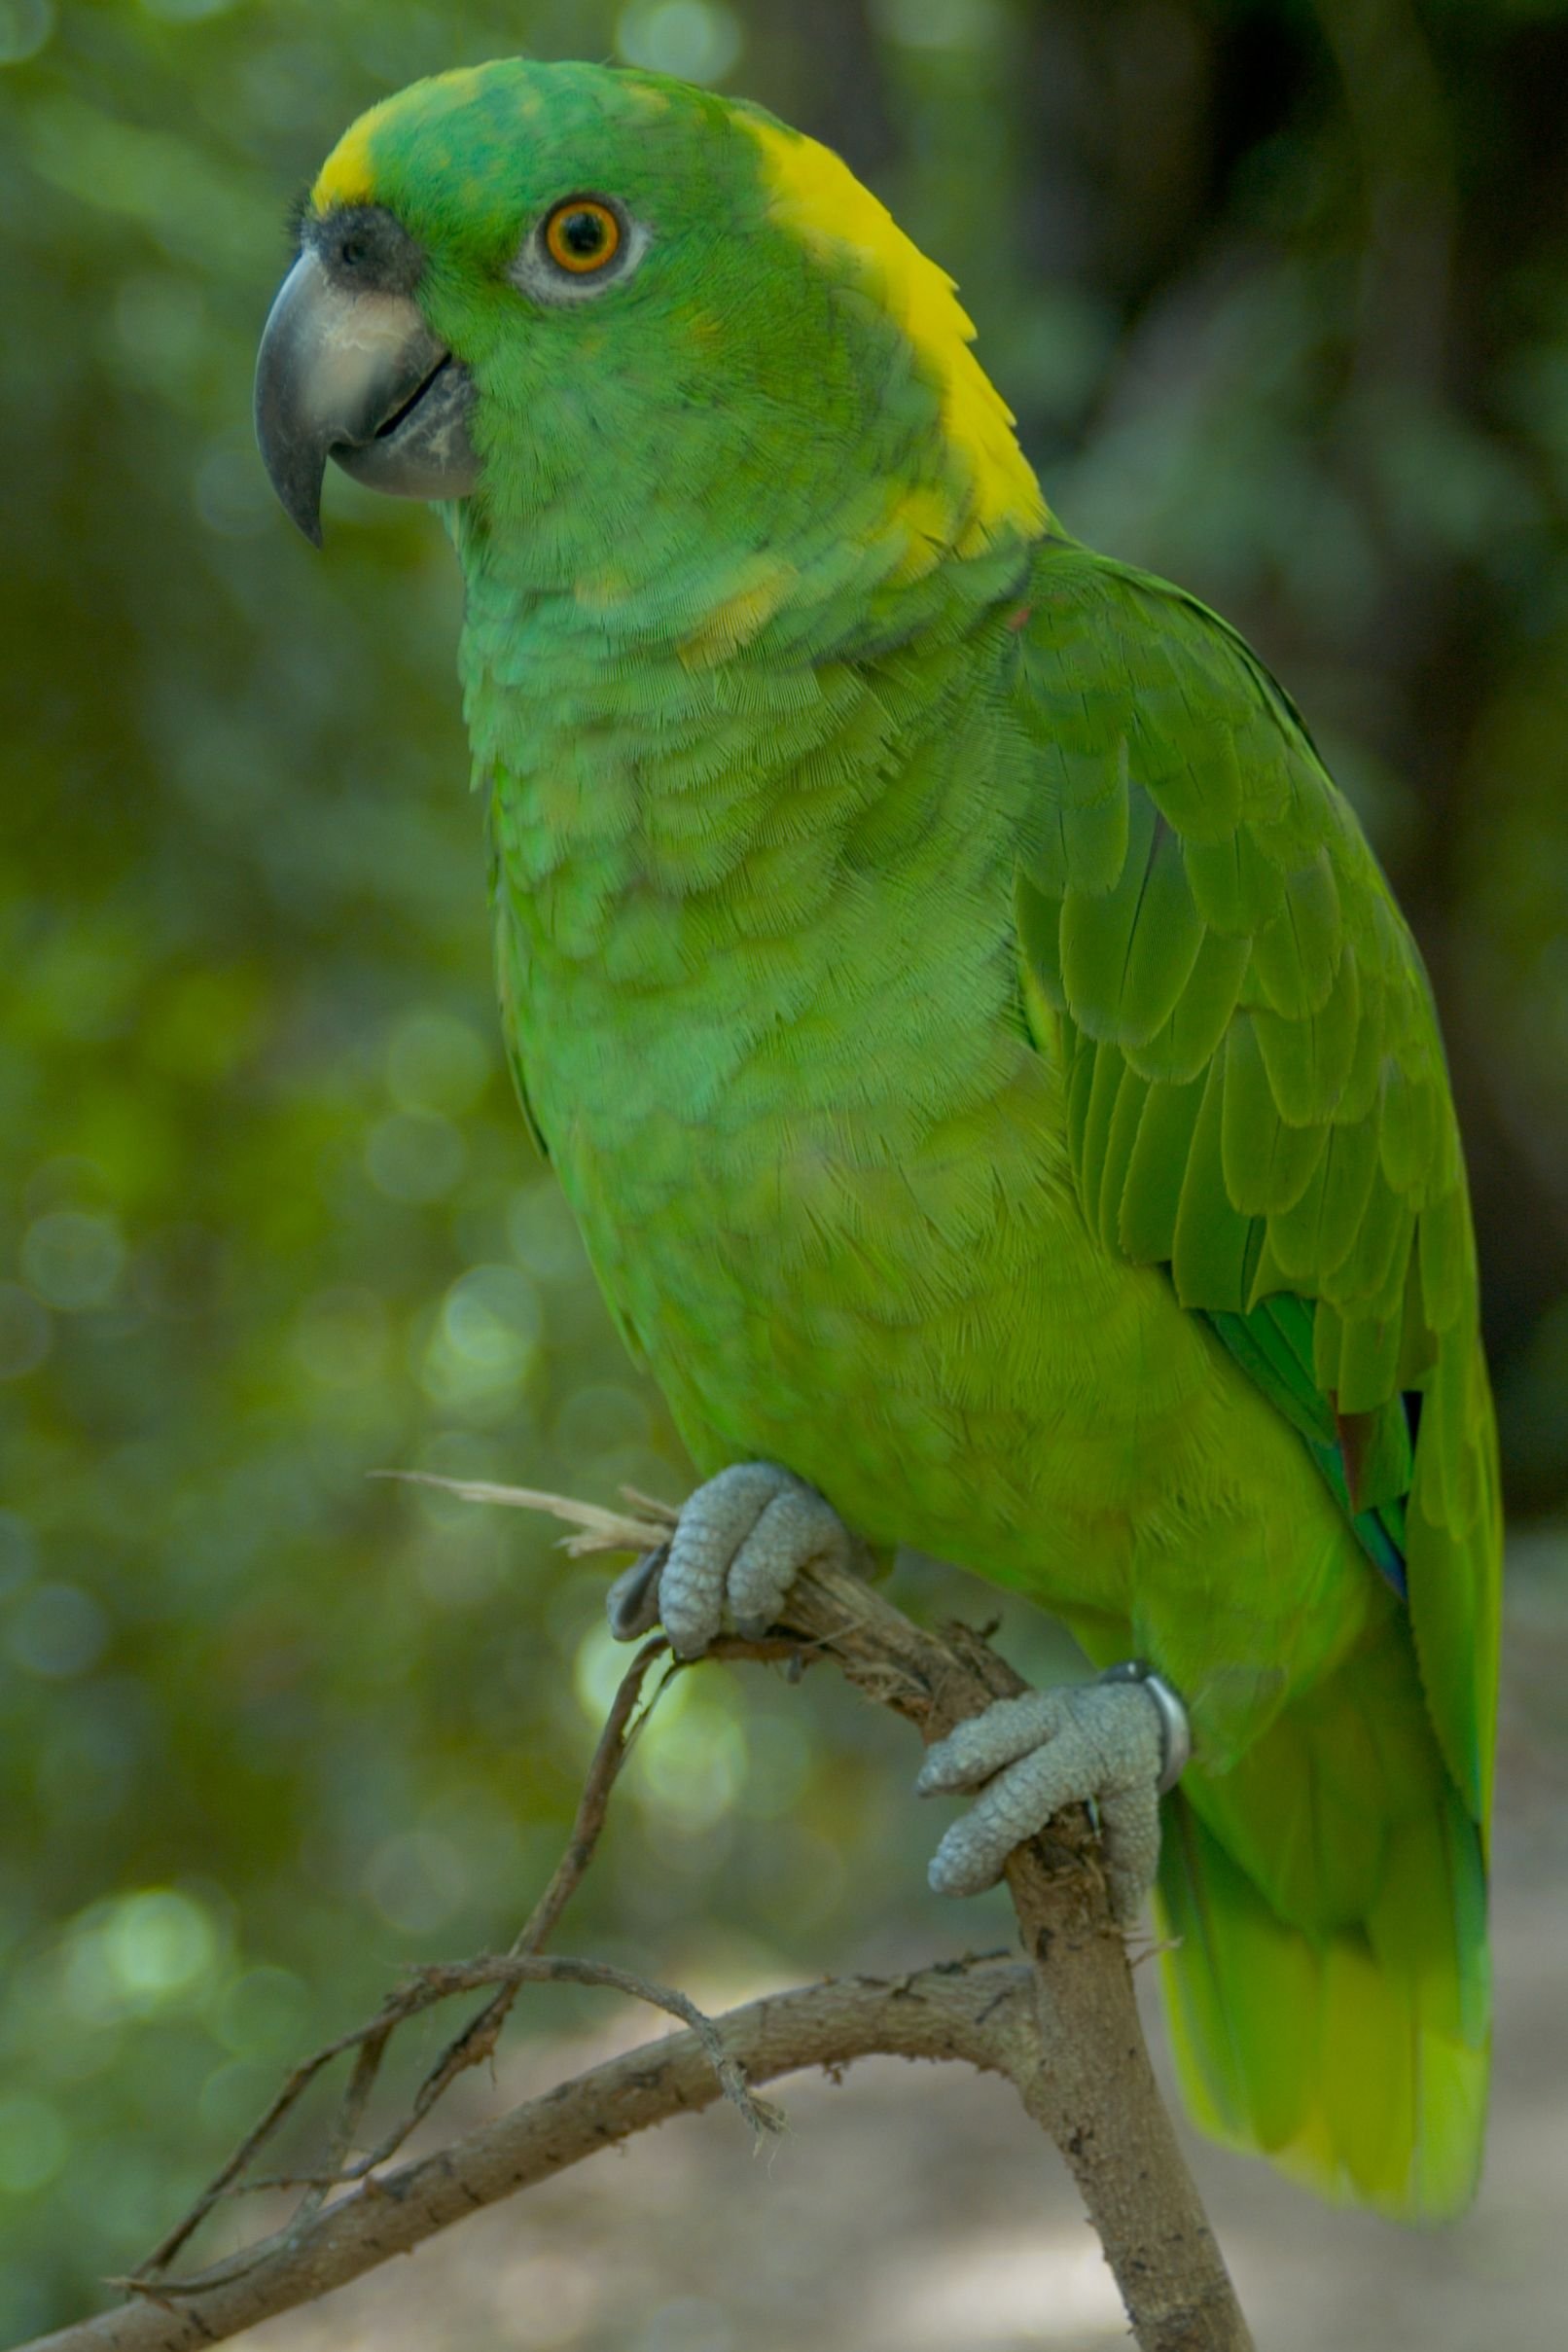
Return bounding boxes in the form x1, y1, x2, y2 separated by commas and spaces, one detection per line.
254, 247, 479, 545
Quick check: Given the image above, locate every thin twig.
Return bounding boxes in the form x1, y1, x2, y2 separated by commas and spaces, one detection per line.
134, 1638, 673, 2282
131, 1995, 412, 2278
408, 1953, 786, 2139
294, 2027, 390, 2235
125, 1951, 785, 2303
371, 1470, 675, 1556
513, 1634, 669, 1950
331, 1638, 675, 2183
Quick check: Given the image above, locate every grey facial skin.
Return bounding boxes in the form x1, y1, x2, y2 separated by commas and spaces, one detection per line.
255, 209, 478, 546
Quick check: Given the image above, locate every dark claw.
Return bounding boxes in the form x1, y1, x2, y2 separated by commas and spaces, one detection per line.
606, 1547, 667, 1640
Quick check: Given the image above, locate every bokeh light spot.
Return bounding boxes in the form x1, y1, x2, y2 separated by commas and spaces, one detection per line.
635, 1701, 747, 1833
552, 1382, 650, 1459
7, 1585, 109, 1680
412, 1517, 509, 1608
362, 1829, 468, 1933
0, 0, 50, 64
20, 1212, 125, 1311
508, 1181, 589, 1282
386, 1009, 491, 1117
101, 1890, 217, 2001
0, 2098, 69, 2197
616, 0, 743, 84
422, 1264, 543, 1415
365, 1112, 467, 1202
0, 0, 50, 66
574, 1618, 646, 1725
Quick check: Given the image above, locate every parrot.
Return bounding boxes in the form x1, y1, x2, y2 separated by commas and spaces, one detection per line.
254, 56, 1500, 2221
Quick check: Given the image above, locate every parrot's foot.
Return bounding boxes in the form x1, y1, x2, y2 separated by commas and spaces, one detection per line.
606, 1462, 854, 1659
915, 1663, 1191, 1924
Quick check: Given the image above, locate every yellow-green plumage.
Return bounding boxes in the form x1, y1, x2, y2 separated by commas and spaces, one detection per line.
293, 58, 1500, 2218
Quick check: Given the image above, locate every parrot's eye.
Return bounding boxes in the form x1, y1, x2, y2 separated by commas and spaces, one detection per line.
543, 197, 623, 275
511, 194, 648, 306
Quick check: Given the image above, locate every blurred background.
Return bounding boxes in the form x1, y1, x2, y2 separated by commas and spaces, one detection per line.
2, 0, 1567, 2342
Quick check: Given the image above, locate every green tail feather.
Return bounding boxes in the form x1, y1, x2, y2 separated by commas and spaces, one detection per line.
1155, 1631, 1489, 2221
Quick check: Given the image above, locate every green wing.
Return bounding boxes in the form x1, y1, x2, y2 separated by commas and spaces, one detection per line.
1010, 541, 1500, 1828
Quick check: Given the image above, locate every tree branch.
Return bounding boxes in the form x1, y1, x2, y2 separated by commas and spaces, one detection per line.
721, 1545, 1253, 2352
20, 1501, 1254, 2352
21, 1962, 1046, 2352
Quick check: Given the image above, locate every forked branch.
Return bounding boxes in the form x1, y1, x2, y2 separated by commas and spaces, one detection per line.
18, 1488, 1253, 2352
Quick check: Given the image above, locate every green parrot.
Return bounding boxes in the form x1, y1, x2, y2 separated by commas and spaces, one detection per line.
255, 57, 1500, 2220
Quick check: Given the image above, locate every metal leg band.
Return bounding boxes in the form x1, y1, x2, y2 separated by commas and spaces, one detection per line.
1097, 1659, 1192, 1794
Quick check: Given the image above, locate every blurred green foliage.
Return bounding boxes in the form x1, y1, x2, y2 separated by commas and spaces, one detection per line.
3, 0, 1567, 2331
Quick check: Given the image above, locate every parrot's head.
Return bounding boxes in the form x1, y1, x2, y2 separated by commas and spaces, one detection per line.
255, 58, 1044, 592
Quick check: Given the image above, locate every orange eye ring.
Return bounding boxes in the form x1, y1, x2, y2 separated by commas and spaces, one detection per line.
544, 197, 623, 275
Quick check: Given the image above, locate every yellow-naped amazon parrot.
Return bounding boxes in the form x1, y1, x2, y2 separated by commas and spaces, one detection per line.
255, 57, 1499, 2219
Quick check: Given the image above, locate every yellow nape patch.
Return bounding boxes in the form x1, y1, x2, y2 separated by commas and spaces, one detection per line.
746, 117, 1047, 552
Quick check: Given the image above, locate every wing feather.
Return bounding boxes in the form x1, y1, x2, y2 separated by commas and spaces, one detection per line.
1011, 544, 1500, 1823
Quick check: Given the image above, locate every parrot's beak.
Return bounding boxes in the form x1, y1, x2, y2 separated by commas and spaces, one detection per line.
254, 247, 479, 546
